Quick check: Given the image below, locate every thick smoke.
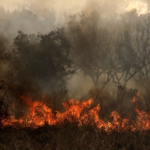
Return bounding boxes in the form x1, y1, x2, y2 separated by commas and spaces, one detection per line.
0, 0, 148, 36
0, 0, 149, 101
0, 0, 148, 18
0, 36, 10, 81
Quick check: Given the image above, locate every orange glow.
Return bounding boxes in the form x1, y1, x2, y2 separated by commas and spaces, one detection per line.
1, 96, 150, 132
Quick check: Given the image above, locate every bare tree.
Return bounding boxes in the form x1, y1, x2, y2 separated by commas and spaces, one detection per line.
133, 11, 150, 92
112, 23, 145, 87
67, 12, 117, 89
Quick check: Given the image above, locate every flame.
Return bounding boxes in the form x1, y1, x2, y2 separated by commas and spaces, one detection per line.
132, 96, 136, 103
1, 96, 150, 132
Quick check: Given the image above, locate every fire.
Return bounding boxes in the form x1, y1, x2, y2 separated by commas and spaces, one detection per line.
135, 105, 150, 130
2, 96, 55, 128
1, 96, 150, 132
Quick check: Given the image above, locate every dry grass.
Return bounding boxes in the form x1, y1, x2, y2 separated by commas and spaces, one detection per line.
0, 88, 150, 150
0, 123, 150, 150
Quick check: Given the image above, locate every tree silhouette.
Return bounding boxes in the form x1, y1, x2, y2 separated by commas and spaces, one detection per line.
11, 29, 74, 97
67, 13, 116, 89
113, 23, 145, 87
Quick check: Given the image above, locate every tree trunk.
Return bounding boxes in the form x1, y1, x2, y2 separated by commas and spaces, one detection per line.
91, 75, 99, 87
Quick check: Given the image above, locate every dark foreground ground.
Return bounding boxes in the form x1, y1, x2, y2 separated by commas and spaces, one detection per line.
0, 123, 150, 150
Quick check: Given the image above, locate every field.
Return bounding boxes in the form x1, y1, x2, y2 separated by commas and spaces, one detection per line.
0, 90, 150, 150
0, 124, 150, 150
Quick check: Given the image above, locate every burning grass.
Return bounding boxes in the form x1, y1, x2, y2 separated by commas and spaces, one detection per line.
0, 91, 150, 149
1, 95, 150, 132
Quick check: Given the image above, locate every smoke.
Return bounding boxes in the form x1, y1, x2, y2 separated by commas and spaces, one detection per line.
0, 0, 148, 37
0, 0, 148, 17
0, 36, 10, 81
0, 0, 149, 100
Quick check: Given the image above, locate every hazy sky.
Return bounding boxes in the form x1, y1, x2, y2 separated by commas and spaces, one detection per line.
0, 0, 148, 15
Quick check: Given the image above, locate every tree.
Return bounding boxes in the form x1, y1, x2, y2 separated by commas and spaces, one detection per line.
67, 12, 116, 89
11, 29, 74, 97
38, 28, 74, 91
112, 23, 145, 87
133, 12, 150, 92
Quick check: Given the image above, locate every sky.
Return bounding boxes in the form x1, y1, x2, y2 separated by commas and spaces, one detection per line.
0, 0, 148, 16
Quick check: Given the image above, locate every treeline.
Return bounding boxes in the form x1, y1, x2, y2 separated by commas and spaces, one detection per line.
0, 9, 150, 99
0, 6, 65, 36
67, 11, 150, 92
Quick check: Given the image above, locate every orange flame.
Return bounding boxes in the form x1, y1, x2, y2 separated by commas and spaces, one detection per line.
1, 96, 150, 132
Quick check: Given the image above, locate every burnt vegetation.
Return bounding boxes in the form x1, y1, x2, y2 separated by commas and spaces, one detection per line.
0, 7, 150, 150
